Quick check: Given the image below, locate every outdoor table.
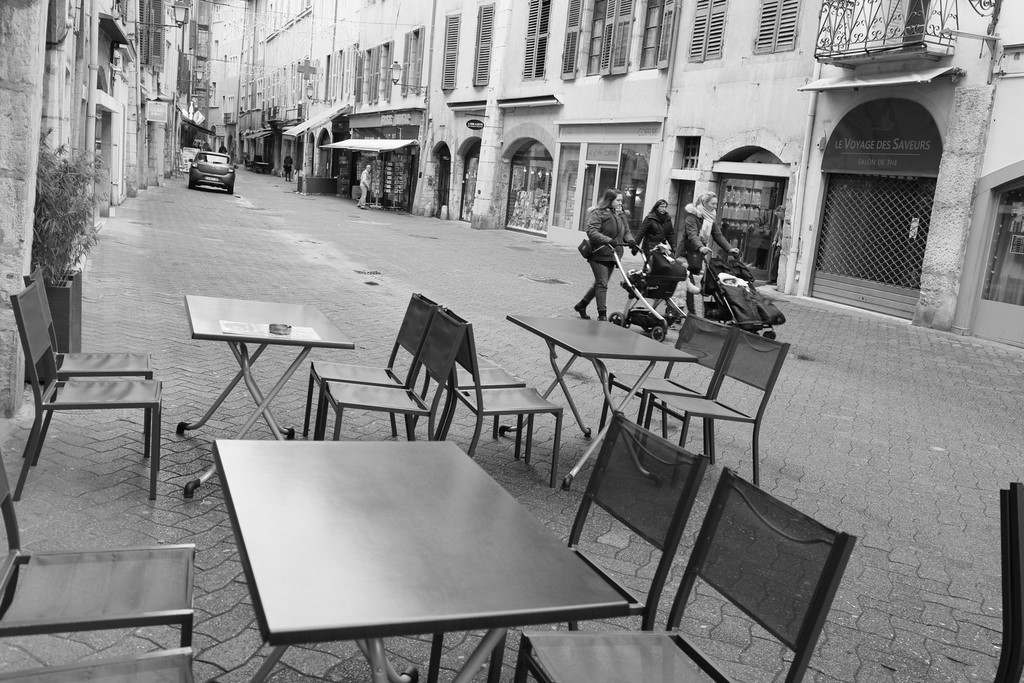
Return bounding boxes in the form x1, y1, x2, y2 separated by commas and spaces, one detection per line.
178, 295, 353, 497
214, 440, 633, 683
254, 161, 271, 174
507, 315, 697, 490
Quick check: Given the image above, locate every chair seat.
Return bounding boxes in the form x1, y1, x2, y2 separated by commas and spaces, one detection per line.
457, 366, 523, 390
612, 372, 701, 398
524, 631, 709, 683
314, 360, 400, 387
53, 379, 162, 408
56, 353, 152, 378
655, 392, 751, 422
325, 381, 427, 413
2, 547, 194, 627
457, 387, 561, 415
0, 648, 194, 683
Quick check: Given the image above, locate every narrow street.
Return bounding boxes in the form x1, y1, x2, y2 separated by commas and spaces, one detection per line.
3, 168, 1024, 681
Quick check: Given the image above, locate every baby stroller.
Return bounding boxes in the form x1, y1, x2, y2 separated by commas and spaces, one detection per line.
701, 254, 785, 339
609, 244, 692, 342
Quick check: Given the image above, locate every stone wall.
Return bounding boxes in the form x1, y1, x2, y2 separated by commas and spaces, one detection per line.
0, 0, 47, 416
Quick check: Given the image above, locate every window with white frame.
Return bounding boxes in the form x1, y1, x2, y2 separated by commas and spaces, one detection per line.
586, 0, 608, 75
588, 0, 634, 76
640, 0, 675, 69
402, 27, 424, 95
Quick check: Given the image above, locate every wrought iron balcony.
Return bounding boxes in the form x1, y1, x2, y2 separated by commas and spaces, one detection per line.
814, 0, 958, 66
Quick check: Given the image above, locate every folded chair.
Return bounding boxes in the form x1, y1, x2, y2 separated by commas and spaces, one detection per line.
429, 414, 709, 683
996, 482, 1024, 683
599, 316, 737, 431
303, 292, 439, 438
0, 647, 193, 682
24, 268, 153, 379
316, 306, 468, 442
644, 330, 790, 486
515, 468, 857, 683
12, 281, 164, 500
436, 309, 563, 485
0, 452, 195, 656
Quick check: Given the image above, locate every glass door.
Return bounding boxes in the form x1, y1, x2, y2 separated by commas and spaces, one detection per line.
974, 184, 1024, 345
578, 164, 618, 231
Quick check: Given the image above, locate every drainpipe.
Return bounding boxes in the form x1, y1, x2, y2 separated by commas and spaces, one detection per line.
86, 0, 100, 175
784, 61, 822, 296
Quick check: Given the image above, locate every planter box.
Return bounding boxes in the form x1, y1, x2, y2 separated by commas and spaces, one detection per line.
45, 271, 82, 354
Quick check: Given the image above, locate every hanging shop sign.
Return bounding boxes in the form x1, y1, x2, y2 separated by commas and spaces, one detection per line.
466, 119, 485, 130
146, 101, 168, 123
822, 98, 942, 177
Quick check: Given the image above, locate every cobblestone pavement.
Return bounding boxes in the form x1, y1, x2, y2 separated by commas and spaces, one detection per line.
2, 169, 1023, 681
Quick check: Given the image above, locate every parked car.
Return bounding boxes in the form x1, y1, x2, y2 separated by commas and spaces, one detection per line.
188, 152, 235, 194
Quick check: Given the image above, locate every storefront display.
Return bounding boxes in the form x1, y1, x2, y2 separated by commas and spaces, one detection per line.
552, 144, 580, 230
717, 177, 785, 278
982, 186, 1024, 306
506, 142, 553, 233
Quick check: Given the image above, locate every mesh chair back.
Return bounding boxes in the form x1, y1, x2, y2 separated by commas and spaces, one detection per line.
719, 331, 789, 393
569, 414, 708, 629
12, 282, 60, 391
675, 317, 736, 374
394, 293, 440, 383
416, 308, 468, 387
996, 483, 1024, 683
670, 469, 856, 679
23, 267, 60, 351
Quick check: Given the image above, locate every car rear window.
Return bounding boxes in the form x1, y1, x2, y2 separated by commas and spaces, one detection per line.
197, 153, 230, 165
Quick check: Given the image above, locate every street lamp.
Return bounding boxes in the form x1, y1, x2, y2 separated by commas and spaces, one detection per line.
170, 0, 189, 175
389, 61, 426, 94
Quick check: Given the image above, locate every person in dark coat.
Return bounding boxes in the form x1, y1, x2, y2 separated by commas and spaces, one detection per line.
574, 188, 638, 322
678, 192, 739, 315
636, 199, 675, 257
283, 155, 293, 181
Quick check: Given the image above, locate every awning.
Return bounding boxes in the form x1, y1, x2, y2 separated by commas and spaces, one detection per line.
797, 66, 964, 92
243, 130, 273, 140
497, 95, 562, 109
99, 13, 129, 46
448, 100, 487, 113
321, 139, 418, 152
282, 103, 352, 138
182, 118, 215, 136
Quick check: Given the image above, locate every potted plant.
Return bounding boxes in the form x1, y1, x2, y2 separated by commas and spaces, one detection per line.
31, 131, 101, 353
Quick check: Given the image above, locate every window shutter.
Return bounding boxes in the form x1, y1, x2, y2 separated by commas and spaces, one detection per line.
688, 0, 709, 62
656, 0, 675, 68
474, 4, 494, 86
523, 0, 548, 80
151, 0, 165, 67
402, 31, 412, 95
354, 51, 363, 103
369, 46, 380, 103
139, 0, 150, 65
609, 0, 633, 74
705, 0, 727, 60
561, 0, 582, 79
599, 0, 618, 74
442, 14, 460, 90
775, 0, 799, 52
414, 29, 424, 87
382, 42, 392, 102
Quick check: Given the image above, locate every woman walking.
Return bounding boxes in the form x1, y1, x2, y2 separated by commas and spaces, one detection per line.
636, 199, 675, 256
574, 188, 637, 322
678, 191, 739, 316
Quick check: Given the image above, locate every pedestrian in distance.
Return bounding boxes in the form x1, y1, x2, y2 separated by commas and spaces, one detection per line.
218, 145, 227, 154
283, 155, 293, 182
636, 198, 675, 257
357, 163, 372, 209
678, 191, 740, 316
574, 188, 638, 322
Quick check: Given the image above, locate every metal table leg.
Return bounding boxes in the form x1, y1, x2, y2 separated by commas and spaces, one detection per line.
250, 645, 287, 682
536, 342, 590, 438
357, 638, 419, 683
561, 358, 658, 490
176, 343, 268, 435
183, 343, 312, 498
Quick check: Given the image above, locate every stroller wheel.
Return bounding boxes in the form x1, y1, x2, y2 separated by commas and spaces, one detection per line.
650, 322, 668, 343
608, 312, 625, 327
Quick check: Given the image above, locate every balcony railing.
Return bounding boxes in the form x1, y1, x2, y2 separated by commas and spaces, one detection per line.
815, 0, 958, 66
223, 113, 234, 124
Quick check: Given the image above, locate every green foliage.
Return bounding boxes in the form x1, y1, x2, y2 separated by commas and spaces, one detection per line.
32, 131, 100, 286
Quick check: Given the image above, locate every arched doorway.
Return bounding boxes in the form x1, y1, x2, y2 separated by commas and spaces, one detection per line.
506, 140, 553, 232
811, 98, 942, 317
460, 139, 481, 221
316, 129, 331, 177
434, 143, 452, 218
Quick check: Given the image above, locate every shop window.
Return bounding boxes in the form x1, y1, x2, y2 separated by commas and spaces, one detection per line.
474, 5, 495, 86
523, 0, 551, 80
507, 142, 554, 233
619, 144, 651, 235
553, 144, 581, 229
442, 14, 461, 91
561, 0, 583, 79
982, 186, 1024, 307
681, 136, 700, 169
689, 0, 727, 63
640, 0, 676, 69
754, 0, 799, 54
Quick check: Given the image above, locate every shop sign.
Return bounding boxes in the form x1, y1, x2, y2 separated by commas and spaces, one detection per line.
146, 101, 168, 123
822, 98, 942, 177
466, 119, 484, 130
380, 113, 414, 126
